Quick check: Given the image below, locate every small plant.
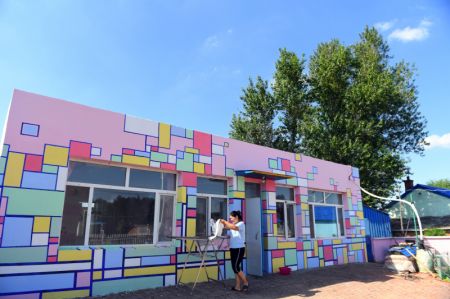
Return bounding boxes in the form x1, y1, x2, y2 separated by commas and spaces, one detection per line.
424, 228, 446, 236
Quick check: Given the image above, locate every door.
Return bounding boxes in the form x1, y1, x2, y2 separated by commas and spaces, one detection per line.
245, 183, 263, 276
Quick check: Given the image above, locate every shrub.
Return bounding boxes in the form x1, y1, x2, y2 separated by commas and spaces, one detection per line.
423, 228, 446, 236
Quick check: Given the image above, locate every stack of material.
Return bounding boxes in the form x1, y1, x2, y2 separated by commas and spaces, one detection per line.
384, 243, 418, 273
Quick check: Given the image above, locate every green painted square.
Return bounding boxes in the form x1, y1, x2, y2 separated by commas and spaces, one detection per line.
4, 188, 65, 216
111, 155, 122, 162
187, 195, 197, 208
0, 157, 6, 174
268, 159, 277, 169
347, 198, 352, 210
303, 240, 311, 250
319, 247, 323, 259
290, 166, 296, 172
50, 217, 62, 237
286, 177, 298, 186
285, 249, 297, 266
151, 152, 168, 163
0, 247, 47, 263
357, 201, 363, 211
176, 203, 183, 219
329, 178, 334, 185
185, 129, 193, 139
2, 145, 9, 157
42, 164, 58, 173
333, 248, 337, 257
176, 152, 194, 172
225, 260, 235, 279
226, 168, 235, 177
237, 176, 245, 191
301, 195, 309, 203
307, 173, 314, 180
265, 237, 278, 250
92, 276, 164, 296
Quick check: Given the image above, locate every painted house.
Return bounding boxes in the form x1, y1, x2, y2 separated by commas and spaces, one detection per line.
0, 90, 366, 298
386, 184, 450, 235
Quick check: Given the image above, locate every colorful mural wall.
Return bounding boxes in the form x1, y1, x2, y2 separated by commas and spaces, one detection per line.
0, 90, 366, 298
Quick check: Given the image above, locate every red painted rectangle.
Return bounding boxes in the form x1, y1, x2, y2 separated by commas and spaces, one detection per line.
160, 163, 176, 171
180, 172, 197, 187
324, 246, 333, 261
272, 249, 284, 258
193, 131, 212, 156
281, 159, 291, 172
122, 148, 134, 155
186, 209, 196, 218
69, 141, 91, 158
296, 242, 303, 250
24, 154, 43, 172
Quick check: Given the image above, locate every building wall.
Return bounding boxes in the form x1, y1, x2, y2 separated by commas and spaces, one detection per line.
0, 90, 366, 298
388, 189, 450, 218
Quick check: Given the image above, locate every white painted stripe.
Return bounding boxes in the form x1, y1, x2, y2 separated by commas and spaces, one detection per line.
104, 269, 122, 278
124, 258, 141, 267
56, 167, 68, 191
94, 249, 103, 269
176, 261, 219, 268
0, 262, 91, 275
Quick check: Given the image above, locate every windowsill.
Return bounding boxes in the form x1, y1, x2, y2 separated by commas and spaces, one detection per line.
58, 241, 176, 250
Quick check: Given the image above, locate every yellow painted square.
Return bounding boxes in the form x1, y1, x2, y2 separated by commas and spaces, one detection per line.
194, 162, 205, 174
332, 239, 342, 245
58, 249, 92, 261
4, 152, 25, 187
93, 271, 102, 280
272, 257, 285, 272
295, 153, 302, 161
124, 265, 175, 277
225, 251, 231, 259
185, 147, 199, 154
42, 290, 90, 299
320, 259, 324, 267
186, 218, 196, 237
44, 145, 69, 166
177, 266, 217, 284
177, 186, 186, 203
33, 217, 51, 232
122, 154, 149, 166
278, 241, 296, 249
159, 123, 171, 148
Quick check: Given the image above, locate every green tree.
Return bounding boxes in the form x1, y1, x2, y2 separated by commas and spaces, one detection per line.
272, 49, 310, 153
230, 76, 277, 147
426, 179, 450, 189
304, 27, 427, 207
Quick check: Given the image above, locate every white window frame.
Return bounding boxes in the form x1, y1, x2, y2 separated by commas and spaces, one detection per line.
196, 193, 228, 236
64, 163, 177, 247
275, 186, 297, 240
308, 190, 345, 239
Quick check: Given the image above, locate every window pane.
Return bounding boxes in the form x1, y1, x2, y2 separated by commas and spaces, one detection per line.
163, 173, 176, 191
276, 187, 294, 201
129, 169, 161, 189
89, 188, 155, 245
245, 183, 260, 198
314, 206, 338, 238
338, 207, 345, 236
158, 195, 174, 242
210, 197, 227, 236
276, 202, 285, 237
309, 205, 315, 238
308, 190, 324, 203
197, 178, 227, 195
325, 193, 342, 205
287, 204, 295, 238
60, 186, 89, 245
196, 197, 208, 237
68, 161, 126, 186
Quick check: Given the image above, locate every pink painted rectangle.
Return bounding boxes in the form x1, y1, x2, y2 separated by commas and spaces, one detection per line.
160, 162, 176, 171
264, 180, 276, 192
170, 255, 176, 264
76, 271, 91, 287
296, 242, 303, 250
69, 141, 91, 158
272, 249, 284, 258
180, 172, 197, 187
324, 246, 333, 261
0, 294, 40, 299
176, 220, 182, 227
0, 197, 7, 216
122, 148, 134, 155
49, 237, 59, 244
0, 217, 3, 224
193, 131, 212, 156
281, 159, 291, 171
48, 244, 58, 256
47, 256, 57, 262
212, 154, 225, 176
204, 163, 212, 175
186, 209, 196, 218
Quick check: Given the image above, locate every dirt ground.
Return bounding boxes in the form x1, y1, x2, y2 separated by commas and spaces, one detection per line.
93, 263, 450, 299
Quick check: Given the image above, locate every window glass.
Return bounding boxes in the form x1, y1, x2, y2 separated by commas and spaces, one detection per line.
309, 205, 315, 238
308, 190, 324, 203
89, 188, 155, 245
276, 202, 285, 237
162, 173, 176, 191
196, 197, 208, 237
197, 178, 227, 195
68, 161, 126, 186
129, 169, 161, 189
287, 204, 295, 238
60, 186, 89, 245
158, 195, 174, 242
276, 187, 294, 201
210, 197, 227, 235
245, 183, 260, 198
314, 206, 338, 238
325, 193, 342, 205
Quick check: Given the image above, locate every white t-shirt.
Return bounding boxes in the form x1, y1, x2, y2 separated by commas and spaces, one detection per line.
229, 221, 245, 248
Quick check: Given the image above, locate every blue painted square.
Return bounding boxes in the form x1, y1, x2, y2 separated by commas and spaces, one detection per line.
171, 126, 186, 137
134, 150, 150, 158
141, 255, 170, 266
193, 154, 199, 162
21, 123, 39, 137
352, 167, 359, 178
312, 166, 318, 174
277, 158, 282, 170
0, 273, 74, 293
307, 257, 320, 268
2, 217, 33, 246
104, 248, 124, 268
186, 187, 197, 195
22, 171, 57, 190
176, 151, 184, 159
297, 251, 304, 269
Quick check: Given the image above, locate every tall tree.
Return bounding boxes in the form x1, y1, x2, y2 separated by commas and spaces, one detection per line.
230, 76, 277, 147
272, 49, 310, 153
305, 27, 428, 206
426, 179, 450, 189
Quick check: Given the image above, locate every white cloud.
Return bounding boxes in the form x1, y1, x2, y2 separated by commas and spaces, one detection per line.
425, 133, 450, 149
375, 20, 395, 32
388, 19, 432, 42
202, 35, 220, 49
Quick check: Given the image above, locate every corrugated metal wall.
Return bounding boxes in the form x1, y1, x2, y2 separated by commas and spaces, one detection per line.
363, 205, 392, 262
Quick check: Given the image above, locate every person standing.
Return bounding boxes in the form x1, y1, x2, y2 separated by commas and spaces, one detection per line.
220, 210, 249, 292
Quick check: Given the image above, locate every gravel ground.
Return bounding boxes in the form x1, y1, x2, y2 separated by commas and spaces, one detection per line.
92, 263, 450, 299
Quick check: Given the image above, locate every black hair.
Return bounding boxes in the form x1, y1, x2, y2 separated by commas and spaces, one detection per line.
230, 210, 243, 221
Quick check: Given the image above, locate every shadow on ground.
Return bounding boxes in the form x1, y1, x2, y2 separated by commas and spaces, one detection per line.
91, 263, 449, 299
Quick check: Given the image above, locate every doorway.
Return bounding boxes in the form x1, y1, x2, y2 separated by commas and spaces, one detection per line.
245, 183, 263, 276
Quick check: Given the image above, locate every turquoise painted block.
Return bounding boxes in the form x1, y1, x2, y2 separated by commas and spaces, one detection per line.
50, 217, 62, 237
176, 153, 193, 172
151, 152, 168, 163
42, 164, 58, 173
0, 273, 75, 293
284, 249, 297, 266
0, 247, 47, 263
319, 247, 323, 259
187, 196, 196, 208
176, 203, 182, 219
226, 168, 234, 177
111, 155, 122, 162
236, 176, 245, 191
125, 245, 175, 257
4, 187, 65, 216
265, 237, 278, 250
0, 157, 6, 174
268, 158, 277, 169
185, 129, 193, 139
2, 144, 9, 157
307, 173, 314, 180
286, 177, 298, 186
92, 276, 164, 296
225, 261, 235, 279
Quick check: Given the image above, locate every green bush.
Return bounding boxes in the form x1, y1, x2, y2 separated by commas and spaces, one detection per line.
424, 228, 446, 236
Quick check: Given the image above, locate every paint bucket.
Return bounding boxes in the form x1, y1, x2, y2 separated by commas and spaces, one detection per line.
279, 266, 291, 275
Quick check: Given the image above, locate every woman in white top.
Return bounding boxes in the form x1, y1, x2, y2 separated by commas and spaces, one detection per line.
220, 210, 249, 292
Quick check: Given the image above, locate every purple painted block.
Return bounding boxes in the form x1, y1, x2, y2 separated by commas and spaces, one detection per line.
76, 271, 91, 287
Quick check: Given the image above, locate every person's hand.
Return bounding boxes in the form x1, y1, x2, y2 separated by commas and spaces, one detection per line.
220, 219, 226, 225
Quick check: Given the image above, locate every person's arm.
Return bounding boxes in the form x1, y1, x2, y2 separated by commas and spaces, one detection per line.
220, 219, 240, 231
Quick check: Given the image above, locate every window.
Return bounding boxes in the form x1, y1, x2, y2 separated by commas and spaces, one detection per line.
196, 178, 228, 236
60, 161, 176, 246
308, 190, 344, 238
276, 187, 296, 239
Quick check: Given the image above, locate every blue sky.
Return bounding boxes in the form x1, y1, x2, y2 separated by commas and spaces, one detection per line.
0, 0, 449, 191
